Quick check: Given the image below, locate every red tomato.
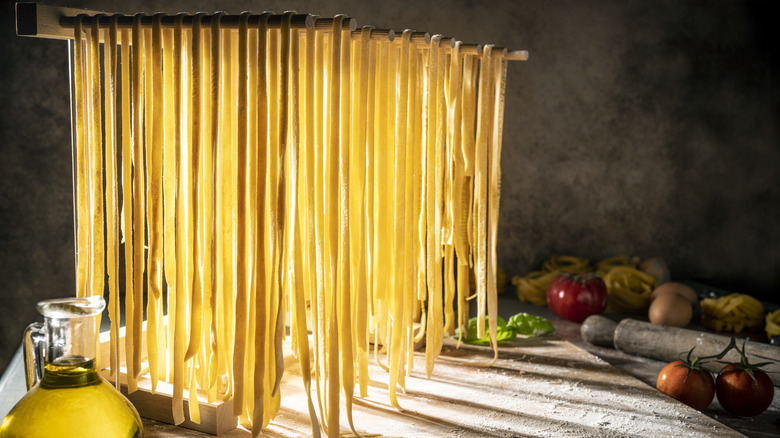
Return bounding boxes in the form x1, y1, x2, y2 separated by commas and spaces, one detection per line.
656, 360, 715, 411
716, 364, 774, 417
546, 272, 607, 323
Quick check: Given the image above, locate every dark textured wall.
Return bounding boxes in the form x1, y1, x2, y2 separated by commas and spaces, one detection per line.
1, 0, 778, 376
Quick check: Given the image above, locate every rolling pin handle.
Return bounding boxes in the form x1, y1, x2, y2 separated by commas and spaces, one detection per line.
580, 314, 618, 348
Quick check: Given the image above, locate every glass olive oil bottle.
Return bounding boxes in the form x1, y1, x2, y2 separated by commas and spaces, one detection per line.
0, 296, 143, 438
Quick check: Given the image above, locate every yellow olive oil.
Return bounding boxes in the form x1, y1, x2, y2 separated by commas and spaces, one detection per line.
0, 359, 143, 438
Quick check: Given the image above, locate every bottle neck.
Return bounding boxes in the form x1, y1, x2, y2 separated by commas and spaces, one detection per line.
44, 315, 96, 367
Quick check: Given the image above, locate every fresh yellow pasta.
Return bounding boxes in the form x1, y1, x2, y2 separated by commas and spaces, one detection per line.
131, 14, 147, 389
487, 54, 508, 365
266, 16, 285, 425
353, 26, 372, 399
103, 15, 120, 383
312, 23, 328, 429
185, 13, 206, 367
337, 23, 358, 434
448, 42, 471, 344
473, 45, 492, 341
423, 35, 440, 379
325, 17, 345, 437
118, 23, 135, 390
197, 16, 215, 403
413, 48, 427, 305
442, 43, 458, 338
250, 13, 270, 434
402, 30, 418, 382
67, 9, 519, 438
161, 19, 176, 386
484, 49, 501, 365
408, 41, 425, 371
297, 23, 321, 435
184, 13, 207, 425
203, 13, 220, 404
218, 19, 237, 405
432, 36, 447, 366
232, 11, 250, 423
372, 37, 391, 373
171, 13, 186, 425
146, 13, 164, 393
72, 18, 87, 301
461, 54, 478, 271
273, 12, 294, 410
86, 20, 104, 373
388, 29, 410, 409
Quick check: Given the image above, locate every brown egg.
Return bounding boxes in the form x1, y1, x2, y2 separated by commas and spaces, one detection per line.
650, 282, 698, 307
639, 257, 671, 284
648, 292, 693, 327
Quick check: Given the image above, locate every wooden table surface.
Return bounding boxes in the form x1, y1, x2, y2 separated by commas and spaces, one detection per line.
2, 293, 778, 437
141, 323, 771, 437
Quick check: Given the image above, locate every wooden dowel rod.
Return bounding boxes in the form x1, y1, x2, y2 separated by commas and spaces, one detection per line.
458, 44, 482, 55
443, 44, 527, 61
486, 46, 508, 58
350, 27, 395, 42
372, 29, 395, 41
439, 36, 457, 48
313, 16, 358, 31
504, 50, 529, 61
415, 35, 457, 51
410, 32, 430, 45
391, 30, 429, 46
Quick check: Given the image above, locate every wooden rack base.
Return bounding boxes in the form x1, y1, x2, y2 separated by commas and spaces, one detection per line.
98, 327, 238, 436
99, 368, 238, 436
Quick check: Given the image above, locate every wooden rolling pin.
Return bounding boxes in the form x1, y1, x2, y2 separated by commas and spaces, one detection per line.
581, 315, 780, 386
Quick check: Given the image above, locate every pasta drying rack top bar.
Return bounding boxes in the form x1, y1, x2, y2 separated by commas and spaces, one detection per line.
16, 3, 337, 38
15, 2, 528, 60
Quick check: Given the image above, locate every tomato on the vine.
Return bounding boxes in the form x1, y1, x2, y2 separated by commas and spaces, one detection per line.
656, 360, 715, 411
657, 337, 776, 415
716, 364, 775, 417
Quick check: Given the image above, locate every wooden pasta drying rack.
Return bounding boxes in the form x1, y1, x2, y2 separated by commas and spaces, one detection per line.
16, 2, 527, 435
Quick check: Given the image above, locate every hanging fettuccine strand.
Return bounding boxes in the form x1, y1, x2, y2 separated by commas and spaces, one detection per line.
103, 15, 120, 386
145, 13, 164, 393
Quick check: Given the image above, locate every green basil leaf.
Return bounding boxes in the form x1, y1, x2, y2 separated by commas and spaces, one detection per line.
454, 316, 516, 345
507, 312, 555, 337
